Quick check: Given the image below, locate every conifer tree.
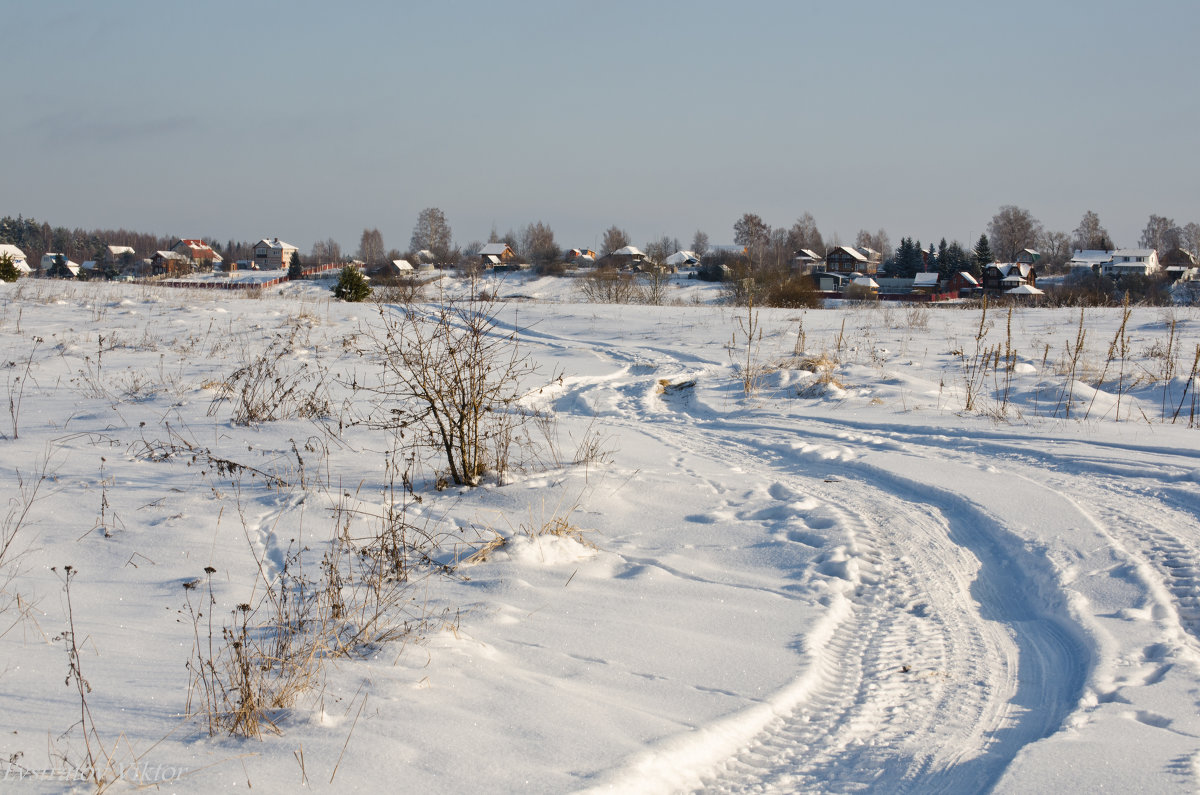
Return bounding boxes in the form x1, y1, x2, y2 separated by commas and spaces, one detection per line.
972, 234, 993, 277
0, 253, 19, 282
333, 265, 371, 302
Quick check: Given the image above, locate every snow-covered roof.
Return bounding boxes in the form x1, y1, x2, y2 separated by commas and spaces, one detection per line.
1112, 249, 1155, 259
106, 245, 135, 257
0, 243, 26, 261
392, 259, 413, 271
257, 238, 297, 251
479, 243, 512, 256
613, 246, 645, 257
913, 272, 939, 287
831, 246, 868, 262
852, 276, 878, 288
665, 251, 700, 266
795, 249, 822, 261
1006, 284, 1044, 295
956, 271, 979, 285
485, 255, 501, 264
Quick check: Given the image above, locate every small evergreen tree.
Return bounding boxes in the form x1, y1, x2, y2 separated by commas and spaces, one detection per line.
288, 252, 304, 280
972, 234, 992, 277
0, 253, 19, 282
333, 265, 371, 302
48, 253, 72, 279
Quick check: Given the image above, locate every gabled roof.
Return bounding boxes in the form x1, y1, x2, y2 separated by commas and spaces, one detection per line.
392, 259, 413, 271
106, 245, 135, 257
1006, 284, 1044, 295
955, 271, 979, 285
0, 243, 26, 261
479, 243, 513, 256
795, 248, 822, 261
173, 239, 222, 261
665, 250, 700, 266
613, 245, 645, 257
913, 272, 939, 287
829, 246, 868, 262
256, 238, 297, 251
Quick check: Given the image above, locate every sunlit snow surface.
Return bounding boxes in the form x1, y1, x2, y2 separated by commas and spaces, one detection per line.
1, 273, 1199, 793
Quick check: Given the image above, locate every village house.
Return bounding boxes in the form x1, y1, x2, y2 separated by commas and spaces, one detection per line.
1103, 249, 1159, 278
478, 243, 517, 268
609, 245, 648, 269
1161, 248, 1198, 281
40, 253, 81, 277
0, 243, 31, 274
170, 239, 222, 271
152, 250, 190, 276
825, 246, 880, 275
948, 271, 981, 297
792, 248, 824, 273
1068, 249, 1160, 278
252, 238, 298, 270
982, 263, 1037, 292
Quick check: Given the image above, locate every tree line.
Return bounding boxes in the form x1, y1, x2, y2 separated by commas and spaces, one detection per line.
4, 206, 1198, 280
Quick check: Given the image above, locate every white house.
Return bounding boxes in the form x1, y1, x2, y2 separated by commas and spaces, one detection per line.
40, 253, 80, 277
665, 250, 701, 267
252, 238, 298, 270
1068, 249, 1160, 277
1104, 249, 1159, 277
0, 243, 31, 274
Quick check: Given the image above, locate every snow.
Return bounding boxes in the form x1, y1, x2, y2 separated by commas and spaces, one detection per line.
1, 274, 1199, 792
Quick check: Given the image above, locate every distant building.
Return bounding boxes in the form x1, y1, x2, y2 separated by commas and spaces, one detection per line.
1067, 249, 1160, 278
252, 238, 298, 270
40, 253, 81, 277
0, 243, 31, 274
478, 243, 517, 267
171, 239, 222, 270
825, 246, 879, 275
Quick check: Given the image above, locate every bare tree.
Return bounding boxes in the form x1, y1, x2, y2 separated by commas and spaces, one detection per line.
310, 237, 342, 264
733, 213, 771, 262
358, 229, 385, 265
1038, 230, 1073, 271
410, 208, 453, 261
600, 226, 630, 258
1182, 222, 1200, 259
643, 235, 676, 264
520, 221, 560, 266
854, 228, 891, 260
1072, 210, 1111, 250
1139, 214, 1182, 253
691, 230, 709, 257
988, 205, 1042, 263
788, 213, 825, 254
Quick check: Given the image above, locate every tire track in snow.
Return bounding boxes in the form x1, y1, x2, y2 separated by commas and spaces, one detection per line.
578, 382, 1081, 793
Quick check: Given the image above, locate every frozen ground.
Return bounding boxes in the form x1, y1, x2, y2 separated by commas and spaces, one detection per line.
0, 273, 1198, 793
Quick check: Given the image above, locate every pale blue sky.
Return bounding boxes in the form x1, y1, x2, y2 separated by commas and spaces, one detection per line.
4, 0, 1198, 254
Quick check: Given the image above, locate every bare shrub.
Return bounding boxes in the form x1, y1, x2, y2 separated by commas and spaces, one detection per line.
208, 335, 331, 425
579, 268, 640, 304
355, 293, 543, 486
372, 276, 426, 305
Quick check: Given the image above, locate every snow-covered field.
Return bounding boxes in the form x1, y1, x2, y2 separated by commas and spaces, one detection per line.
1, 273, 1199, 793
